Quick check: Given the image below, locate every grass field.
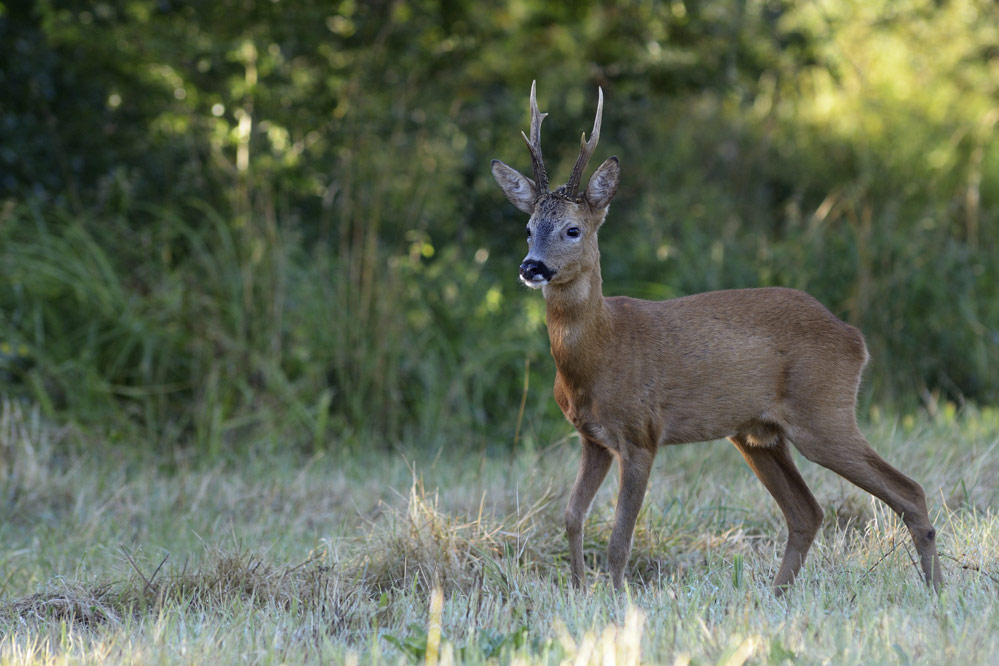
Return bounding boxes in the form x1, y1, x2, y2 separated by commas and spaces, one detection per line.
1, 398, 998, 665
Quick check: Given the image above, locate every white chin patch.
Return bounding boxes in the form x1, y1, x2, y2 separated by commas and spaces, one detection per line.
521, 275, 548, 289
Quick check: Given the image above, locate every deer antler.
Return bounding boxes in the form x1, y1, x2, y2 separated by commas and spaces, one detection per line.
564, 86, 603, 200
520, 80, 549, 195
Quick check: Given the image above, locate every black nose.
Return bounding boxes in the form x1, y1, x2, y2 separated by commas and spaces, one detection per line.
520, 259, 554, 283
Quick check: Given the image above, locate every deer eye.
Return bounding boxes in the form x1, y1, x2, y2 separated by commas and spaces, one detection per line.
566, 227, 581, 238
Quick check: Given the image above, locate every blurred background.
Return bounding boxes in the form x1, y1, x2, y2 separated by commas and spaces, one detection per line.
1, 0, 996, 457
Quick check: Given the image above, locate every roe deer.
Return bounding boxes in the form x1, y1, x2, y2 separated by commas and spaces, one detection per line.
490, 82, 941, 593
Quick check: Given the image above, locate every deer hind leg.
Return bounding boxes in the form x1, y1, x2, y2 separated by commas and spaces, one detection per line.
607, 446, 655, 589
565, 437, 614, 589
789, 421, 942, 589
730, 434, 824, 593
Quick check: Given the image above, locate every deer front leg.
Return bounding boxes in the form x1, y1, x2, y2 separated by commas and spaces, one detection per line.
608, 446, 655, 589
565, 437, 613, 590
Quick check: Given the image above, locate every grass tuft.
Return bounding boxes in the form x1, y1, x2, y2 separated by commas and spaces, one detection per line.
355, 476, 564, 596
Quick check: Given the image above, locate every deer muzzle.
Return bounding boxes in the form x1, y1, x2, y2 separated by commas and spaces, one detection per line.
519, 258, 554, 288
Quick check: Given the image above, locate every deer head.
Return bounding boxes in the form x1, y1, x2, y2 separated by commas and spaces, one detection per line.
491, 81, 620, 289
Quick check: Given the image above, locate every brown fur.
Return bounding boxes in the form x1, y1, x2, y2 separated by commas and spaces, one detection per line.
492, 84, 941, 593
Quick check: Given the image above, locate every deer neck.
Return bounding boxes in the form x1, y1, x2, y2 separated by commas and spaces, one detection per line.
543, 260, 609, 387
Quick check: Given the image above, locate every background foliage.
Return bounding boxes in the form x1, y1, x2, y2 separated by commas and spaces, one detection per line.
1, 0, 997, 455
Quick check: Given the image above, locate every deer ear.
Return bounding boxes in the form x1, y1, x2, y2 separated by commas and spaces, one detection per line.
491, 160, 537, 214
584, 156, 620, 211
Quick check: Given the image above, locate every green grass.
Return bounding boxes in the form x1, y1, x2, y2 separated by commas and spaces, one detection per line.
2, 398, 998, 664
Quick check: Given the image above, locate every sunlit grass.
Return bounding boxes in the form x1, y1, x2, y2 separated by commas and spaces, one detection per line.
1, 400, 998, 664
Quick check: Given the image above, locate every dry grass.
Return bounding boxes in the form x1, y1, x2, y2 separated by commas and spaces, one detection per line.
355, 476, 564, 595
2, 399, 999, 664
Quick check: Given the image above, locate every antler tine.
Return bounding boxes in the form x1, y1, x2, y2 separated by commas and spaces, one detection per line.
564, 86, 603, 199
520, 80, 549, 194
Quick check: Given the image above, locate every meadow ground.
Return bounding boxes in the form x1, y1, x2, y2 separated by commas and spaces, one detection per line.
1, 400, 998, 665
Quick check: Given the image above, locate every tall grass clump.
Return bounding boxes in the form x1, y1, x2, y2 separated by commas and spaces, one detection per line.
0, 193, 551, 456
